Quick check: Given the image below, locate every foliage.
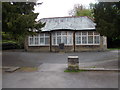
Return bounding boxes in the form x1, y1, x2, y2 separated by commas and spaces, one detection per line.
2, 2, 45, 47
69, 4, 94, 18
64, 69, 86, 72
93, 2, 120, 40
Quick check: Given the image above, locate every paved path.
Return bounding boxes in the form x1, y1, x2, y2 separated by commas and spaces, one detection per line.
3, 67, 118, 88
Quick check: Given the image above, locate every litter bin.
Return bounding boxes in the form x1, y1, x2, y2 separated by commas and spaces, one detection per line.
68, 56, 79, 70
59, 43, 64, 49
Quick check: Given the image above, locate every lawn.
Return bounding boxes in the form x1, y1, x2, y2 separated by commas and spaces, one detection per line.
108, 48, 120, 50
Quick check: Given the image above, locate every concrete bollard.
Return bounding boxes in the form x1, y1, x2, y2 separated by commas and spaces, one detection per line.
68, 56, 79, 70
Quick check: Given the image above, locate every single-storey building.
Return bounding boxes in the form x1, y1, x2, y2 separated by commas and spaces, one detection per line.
25, 16, 107, 52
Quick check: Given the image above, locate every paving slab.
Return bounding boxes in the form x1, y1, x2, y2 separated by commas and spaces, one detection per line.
3, 66, 118, 88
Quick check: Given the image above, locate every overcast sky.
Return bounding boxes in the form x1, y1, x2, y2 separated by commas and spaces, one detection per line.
34, 0, 98, 21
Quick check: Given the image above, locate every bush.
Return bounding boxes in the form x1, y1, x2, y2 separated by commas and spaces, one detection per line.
2, 43, 20, 50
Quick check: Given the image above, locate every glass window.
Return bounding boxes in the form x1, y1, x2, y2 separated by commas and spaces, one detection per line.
40, 37, 44, 44
40, 33, 44, 37
76, 32, 81, 35
88, 32, 93, 35
29, 33, 50, 46
57, 37, 61, 44
68, 32, 72, 35
45, 37, 49, 44
62, 36, 67, 44
62, 31, 67, 35
45, 33, 49, 37
94, 32, 99, 35
57, 32, 61, 35
52, 37, 56, 45
75, 31, 100, 45
52, 31, 73, 45
67, 36, 72, 45
88, 36, 93, 44
34, 36, 39, 45
76, 36, 81, 44
82, 36, 87, 44
82, 32, 87, 35
94, 36, 100, 44
30, 38, 34, 45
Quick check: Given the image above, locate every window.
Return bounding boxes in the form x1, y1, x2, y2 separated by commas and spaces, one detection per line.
29, 36, 34, 45
28, 33, 50, 46
52, 31, 73, 45
76, 32, 81, 44
94, 32, 100, 44
57, 36, 61, 44
88, 36, 93, 44
88, 32, 93, 44
82, 36, 87, 44
35, 36, 39, 45
82, 32, 87, 44
94, 36, 100, 44
75, 31, 100, 45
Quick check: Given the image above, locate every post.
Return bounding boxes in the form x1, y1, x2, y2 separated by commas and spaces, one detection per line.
73, 31, 75, 52
68, 56, 79, 70
50, 32, 52, 52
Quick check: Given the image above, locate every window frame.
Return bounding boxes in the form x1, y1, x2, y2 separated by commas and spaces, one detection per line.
52, 31, 73, 46
28, 33, 50, 46
75, 31, 100, 45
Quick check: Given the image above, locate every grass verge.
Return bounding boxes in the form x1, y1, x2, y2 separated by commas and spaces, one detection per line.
64, 69, 87, 72
108, 48, 120, 50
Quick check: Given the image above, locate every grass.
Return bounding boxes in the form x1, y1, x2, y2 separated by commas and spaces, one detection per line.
64, 69, 87, 72
19, 67, 38, 72
108, 48, 120, 50
1, 40, 17, 44
91, 66, 96, 68
3, 40, 17, 43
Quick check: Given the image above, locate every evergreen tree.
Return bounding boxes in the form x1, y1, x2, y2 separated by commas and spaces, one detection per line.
2, 2, 45, 47
94, 2, 120, 39
93, 2, 120, 48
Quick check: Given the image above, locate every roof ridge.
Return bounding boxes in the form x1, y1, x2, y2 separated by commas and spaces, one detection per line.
40, 16, 87, 20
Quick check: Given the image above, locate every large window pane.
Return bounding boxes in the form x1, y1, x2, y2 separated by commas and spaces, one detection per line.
88, 32, 93, 35
62, 31, 67, 35
53, 37, 56, 45
68, 32, 72, 35
82, 32, 87, 35
82, 36, 87, 44
94, 36, 100, 44
94, 32, 99, 35
57, 32, 61, 35
88, 36, 93, 44
40, 33, 44, 37
40, 38, 44, 44
57, 37, 61, 44
30, 38, 34, 45
45, 37, 49, 44
45, 33, 49, 37
62, 36, 67, 44
35, 38, 39, 45
76, 36, 81, 44
67, 36, 72, 45
76, 32, 81, 35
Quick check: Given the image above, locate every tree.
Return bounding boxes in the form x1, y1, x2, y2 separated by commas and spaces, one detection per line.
69, 4, 94, 18
93, 2, 120, 47
2, 2, 45, 47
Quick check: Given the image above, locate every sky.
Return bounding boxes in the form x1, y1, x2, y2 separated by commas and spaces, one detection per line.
34, 0, 98, 21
